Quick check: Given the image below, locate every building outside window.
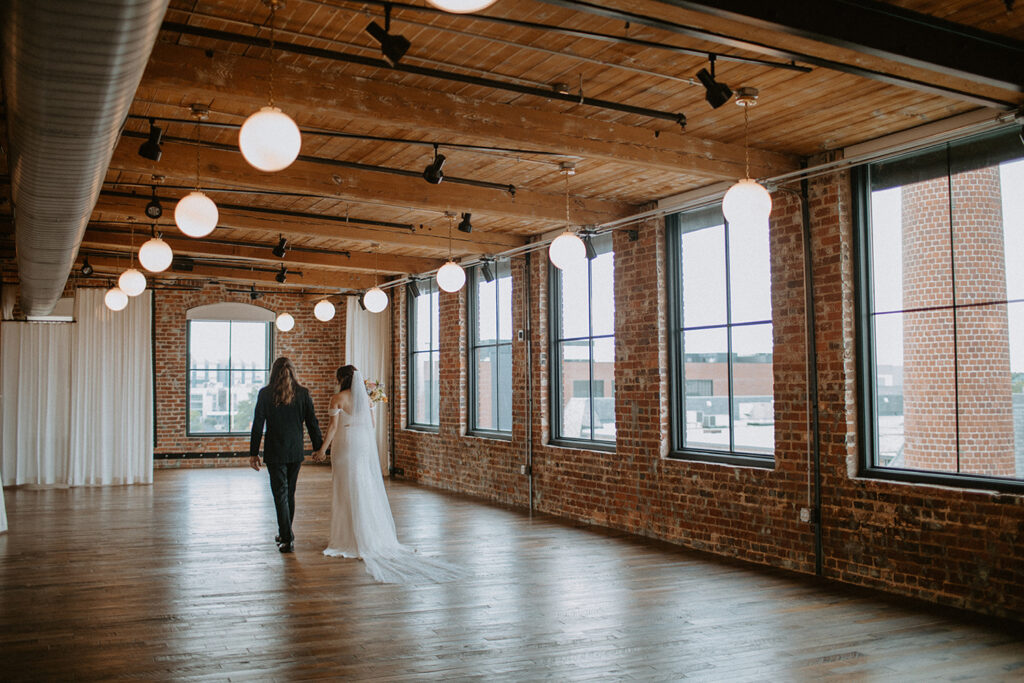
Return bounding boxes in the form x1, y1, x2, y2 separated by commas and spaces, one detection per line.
666, 205, 774, 465
855, 127, 1024, 489
408, 279, 440, 428
468, 261, 513, 434
187, 303, 273, 435
550, 233, 615, 445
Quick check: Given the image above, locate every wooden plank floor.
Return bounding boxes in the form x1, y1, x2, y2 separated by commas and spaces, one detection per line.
1, 467, 1022, 681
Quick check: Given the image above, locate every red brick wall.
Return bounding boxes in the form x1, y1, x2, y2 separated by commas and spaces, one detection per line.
390, 174, 1024, 620
153, 283, 344, 468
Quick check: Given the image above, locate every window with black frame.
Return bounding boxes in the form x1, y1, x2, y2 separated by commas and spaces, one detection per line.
666, 205, 774, 464
855, 127, 1024, 489
468, 261, 513, 435
187, 318, 271, 435
550, 233, 615, 445
408, 279, 440, 428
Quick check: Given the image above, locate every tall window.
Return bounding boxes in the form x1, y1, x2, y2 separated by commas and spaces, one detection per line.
187, 306, 272, 435
667, 206, 774, 464
468, 261, 513, 434
551, 233, 615, 445
408, 280, 440, 428
855, 127, 1024, 489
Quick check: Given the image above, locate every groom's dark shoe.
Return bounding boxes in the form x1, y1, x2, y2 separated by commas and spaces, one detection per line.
278, 540, 294, 553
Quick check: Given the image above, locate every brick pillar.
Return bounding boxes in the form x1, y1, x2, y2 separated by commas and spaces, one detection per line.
901, 167, 1014, 476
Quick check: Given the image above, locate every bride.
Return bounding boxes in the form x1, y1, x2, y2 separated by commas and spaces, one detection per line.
312, 365, 462, 584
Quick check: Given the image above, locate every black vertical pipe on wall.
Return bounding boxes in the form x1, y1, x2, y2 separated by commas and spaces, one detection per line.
799, 177, 825, 576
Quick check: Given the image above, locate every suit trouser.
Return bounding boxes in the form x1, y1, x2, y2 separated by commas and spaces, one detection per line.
267, 461, 302, 544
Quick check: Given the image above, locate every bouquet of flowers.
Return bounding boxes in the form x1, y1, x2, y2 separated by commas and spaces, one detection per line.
364, 378, 388, 405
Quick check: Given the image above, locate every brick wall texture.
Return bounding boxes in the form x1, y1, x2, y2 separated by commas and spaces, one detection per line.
388, 172, 1024, 621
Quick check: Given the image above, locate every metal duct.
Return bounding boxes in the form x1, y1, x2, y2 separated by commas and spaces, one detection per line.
2, 0, 170, 315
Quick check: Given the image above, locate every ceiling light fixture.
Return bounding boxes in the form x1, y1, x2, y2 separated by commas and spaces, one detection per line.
722, 87, 772, 227
105, 286, 129, 312
422, 144, 446, 184
139, 224, 173, 273
314, 299, 336, 321
436, 213, 466, 293
80, 257, 94, 277
696, 55, 733, 109
549, 163, 586, 270
275, 311, 295, 331
175, 104, 219, 238
272, 235, 288, 258
239, 0, 302, 172
426, 0, 498, 13
366, 4, 411, 67
457, 212, 472, 233
137, 117, 164, 161
276, 265, 288, 283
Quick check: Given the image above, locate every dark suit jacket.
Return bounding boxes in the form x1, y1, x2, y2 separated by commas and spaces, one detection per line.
249, 385, 324, 464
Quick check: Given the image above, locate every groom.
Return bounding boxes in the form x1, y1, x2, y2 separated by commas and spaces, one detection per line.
249, 357, 323, 553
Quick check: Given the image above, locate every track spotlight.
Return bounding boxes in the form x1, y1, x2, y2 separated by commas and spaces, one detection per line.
366, 5, 411, 67
480, 259, 495, 283
272, 236, 288, 258
457, 212, 472, 233
583, 234, 597, 260
423, 145, 446, 184
81, 257, 94, 277
696, 57, 733, 109
407, 279, 421, 298
276, 266, 287, 283
138, 118, 164, 161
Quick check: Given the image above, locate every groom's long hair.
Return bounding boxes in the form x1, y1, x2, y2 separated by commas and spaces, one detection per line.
269, 357, 299, 406
337, 365, 357, 392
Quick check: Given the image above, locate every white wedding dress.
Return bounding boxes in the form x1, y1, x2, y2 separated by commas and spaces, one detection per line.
323, 371, 462, 584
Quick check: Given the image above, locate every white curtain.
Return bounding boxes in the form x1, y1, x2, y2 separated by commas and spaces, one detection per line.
346, 301, 392, 474
68, 289, 153, 485
0, 289, 152, 488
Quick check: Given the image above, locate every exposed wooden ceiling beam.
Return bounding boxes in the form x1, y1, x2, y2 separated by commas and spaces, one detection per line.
83, 254, 379, 290
107, 137, 631, 227
92, 195, 524, 256
80, 228, 445, 275
140, 42, 797, 180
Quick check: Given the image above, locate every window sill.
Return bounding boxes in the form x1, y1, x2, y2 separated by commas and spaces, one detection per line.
550, 438, 617, 454
667, 449, 775, 470
859, 465, 1024, 495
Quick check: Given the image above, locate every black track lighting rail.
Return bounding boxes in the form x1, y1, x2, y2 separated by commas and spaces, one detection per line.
308, 0, 810, 73
121, 129, 517, 195
160, 21, 687, 127
123, 113, 567, 158
101, 189, 415, 232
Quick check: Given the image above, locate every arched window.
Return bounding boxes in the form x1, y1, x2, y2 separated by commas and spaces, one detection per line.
186, 303, 274, 435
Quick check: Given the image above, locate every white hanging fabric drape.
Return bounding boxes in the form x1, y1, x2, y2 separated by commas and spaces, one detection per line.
0, 289, 152, 488
346, 301, 392, 474
68, 289, 153, 485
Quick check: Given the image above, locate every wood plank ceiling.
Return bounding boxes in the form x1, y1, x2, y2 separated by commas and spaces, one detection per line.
2, 0, 1022, 295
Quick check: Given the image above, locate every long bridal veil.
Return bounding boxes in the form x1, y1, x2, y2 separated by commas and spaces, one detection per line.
324, 369, 463, 584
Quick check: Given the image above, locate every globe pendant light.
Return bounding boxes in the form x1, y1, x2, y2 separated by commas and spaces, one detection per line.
722, 88, 772, 227
104, 287, 128, 311
138, 228, 173, 273
549, 230, 586, 270
118, 224, 146, 296
549, 162, 586, 270
239, 1, 301, 172
313, 299, 336, 321
275, 312, 295, 331
435, 213, 465, 293
119, 268, 146, 297
363, 286, 389, 313
426, 0, 497, 13
175, 104, 218, 238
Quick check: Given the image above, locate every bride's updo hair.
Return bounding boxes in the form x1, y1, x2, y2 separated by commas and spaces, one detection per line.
337, 364, 357, 392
